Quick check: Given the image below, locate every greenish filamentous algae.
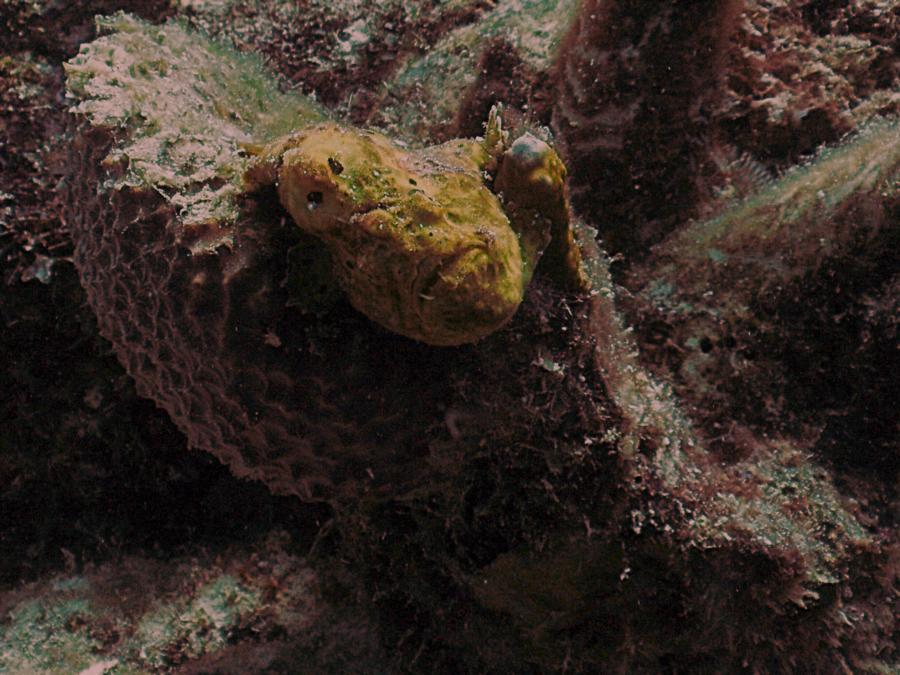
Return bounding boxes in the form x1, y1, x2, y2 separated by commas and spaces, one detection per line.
65, 12, 327, 245
0, 539, 318, 674
640, 117, 900, 310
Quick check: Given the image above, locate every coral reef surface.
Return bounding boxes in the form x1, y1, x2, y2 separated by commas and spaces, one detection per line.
0, 0, 897, 672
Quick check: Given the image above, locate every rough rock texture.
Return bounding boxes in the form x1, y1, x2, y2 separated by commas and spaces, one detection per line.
1, 0, 173, 56
721, 0, 900, 164
622, 118, 900, 465
370, 0, 579, 141
0, 532, 388, 674
177, 0, 491, 123
550, 0, 900, 260
2, 0, 898, 672
332, 235, 896, 672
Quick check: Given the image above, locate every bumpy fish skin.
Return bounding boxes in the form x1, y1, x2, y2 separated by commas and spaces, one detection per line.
248, 121, 588, 346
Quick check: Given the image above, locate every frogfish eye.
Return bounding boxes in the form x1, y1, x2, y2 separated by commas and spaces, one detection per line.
307, 191, 324, 210
327, 157, 344, 175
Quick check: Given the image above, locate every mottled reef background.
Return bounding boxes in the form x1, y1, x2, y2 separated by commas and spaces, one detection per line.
1, 1, 898, 673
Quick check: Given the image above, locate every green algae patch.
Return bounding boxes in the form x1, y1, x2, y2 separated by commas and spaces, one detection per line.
113, 549, 319, 671
65, 12, 326, 250
0, 537, 320, 674
0, 578, 102, 675
128, 574, 262, 669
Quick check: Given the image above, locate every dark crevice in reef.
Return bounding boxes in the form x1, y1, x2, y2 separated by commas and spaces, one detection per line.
552, 0, 745, 263
0, 254, 330, 587
770, 221, 900, 472
1, 1, 174, 58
